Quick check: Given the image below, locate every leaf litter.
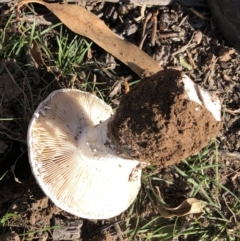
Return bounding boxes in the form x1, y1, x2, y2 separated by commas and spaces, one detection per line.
17, 0, 162, 77
0, 1, 239, 238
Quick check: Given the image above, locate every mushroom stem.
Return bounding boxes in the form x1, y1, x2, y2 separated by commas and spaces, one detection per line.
78, 118, 118, 159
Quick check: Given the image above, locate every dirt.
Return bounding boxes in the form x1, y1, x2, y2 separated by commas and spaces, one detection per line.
0, 73, 21, 103
109, 69, 221, 166
1, 232, 20, 241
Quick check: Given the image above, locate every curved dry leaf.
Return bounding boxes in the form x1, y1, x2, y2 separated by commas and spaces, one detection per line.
158, 198, 204, 218
17, 0, 162, 77
30, 40, 49, 71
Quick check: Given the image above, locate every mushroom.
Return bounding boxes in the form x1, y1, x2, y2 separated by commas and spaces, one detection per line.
27, 69, 221, 219
27, 89, 143, 219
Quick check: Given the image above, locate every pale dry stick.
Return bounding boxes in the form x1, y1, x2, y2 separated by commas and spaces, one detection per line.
113, 222, 124, 241
186, 49, 197, 69
189, 7, 209, 21
222, 193, 237, 224
171, 31, 198, 57
167, 65, 182, 71
178, 14, 189, 27
172, 32, 202, 57
134, 3, 146, 22
21, 14, 53, 26
219, 150, 240, 159
155, 185, 166, 204
207, 56, 218, 86
172, 41, 194, 57
11, 150, 27, 184
140, 11, 158, 48
139, 32, 148, 50
150, 12, 158, 46
160, 32, 182, 38
203, 69, 211, 84
0, 170, 8, 180
141, 12, 152, 38
17, 0, 162, 77
225, 108, 240, 115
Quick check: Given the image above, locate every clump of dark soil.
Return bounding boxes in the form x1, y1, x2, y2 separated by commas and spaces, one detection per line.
109, 69, 221, 167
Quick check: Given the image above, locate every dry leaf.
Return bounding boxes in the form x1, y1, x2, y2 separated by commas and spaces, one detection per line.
218, 48, 235, 62
158, 198, 204, 218
17, 0, 162, 77
30, 39, 49, 71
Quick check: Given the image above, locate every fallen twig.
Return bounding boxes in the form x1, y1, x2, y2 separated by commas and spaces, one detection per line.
219, 150, 240, 159
225, 108, 240, 115
189, 7, 209, 20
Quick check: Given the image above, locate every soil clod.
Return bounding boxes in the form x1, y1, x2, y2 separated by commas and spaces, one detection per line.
109, 69, 221, 167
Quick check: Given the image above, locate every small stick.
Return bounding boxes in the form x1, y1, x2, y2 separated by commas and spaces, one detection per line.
178, 14, 189, 27
225, 108, 240, 115
222, 193, 237, 224
189, 7, 209, 21
172, 32, 195, 56
219, 150, 240, 159
142, 12, 152, 38
160, 32, 182, 38
186, 49, 197, 69
139, 32, 148, 49
134, 3, 146, 22
150, 11, 158, 46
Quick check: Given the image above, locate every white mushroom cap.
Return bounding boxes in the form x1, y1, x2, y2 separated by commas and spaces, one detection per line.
27, 89, 142, 219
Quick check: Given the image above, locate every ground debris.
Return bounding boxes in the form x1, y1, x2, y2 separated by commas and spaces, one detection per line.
52, 217, 83, 240
0, 232, 20, 241
0, 140, 8, 154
